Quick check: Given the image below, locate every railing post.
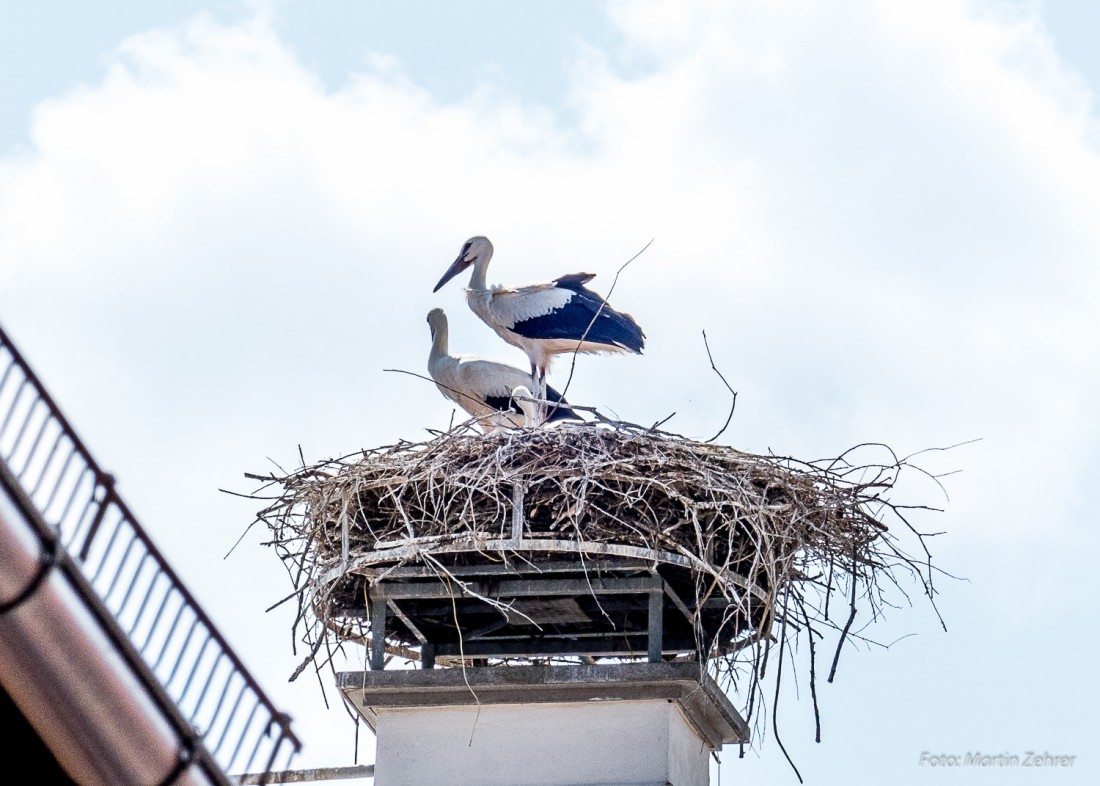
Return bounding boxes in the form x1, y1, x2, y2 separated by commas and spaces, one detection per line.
78, 472, 115, 562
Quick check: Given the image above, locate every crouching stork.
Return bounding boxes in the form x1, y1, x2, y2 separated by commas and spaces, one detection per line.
426, 308, 579, 432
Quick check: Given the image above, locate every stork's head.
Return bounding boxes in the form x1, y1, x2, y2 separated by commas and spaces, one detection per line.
426, 307, 447, 339
510, 385, 538, 426
433, 236, 493, 292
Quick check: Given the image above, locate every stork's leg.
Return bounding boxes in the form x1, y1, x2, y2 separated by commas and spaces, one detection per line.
536, 366, 548, 426
528, 361, 545, 426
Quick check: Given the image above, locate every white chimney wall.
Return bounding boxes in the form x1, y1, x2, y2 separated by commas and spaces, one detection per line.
373, 699, 709, 786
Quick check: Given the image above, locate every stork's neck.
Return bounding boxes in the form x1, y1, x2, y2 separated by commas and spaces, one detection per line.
467, 253, 491, 292
429, 321, 449, 365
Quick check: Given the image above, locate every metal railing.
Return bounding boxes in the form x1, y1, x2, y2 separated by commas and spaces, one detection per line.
0, 322, 301, 783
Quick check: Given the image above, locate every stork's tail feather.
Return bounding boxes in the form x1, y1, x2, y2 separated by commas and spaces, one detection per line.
609, 310, 645, 354
586, 302, 645, 354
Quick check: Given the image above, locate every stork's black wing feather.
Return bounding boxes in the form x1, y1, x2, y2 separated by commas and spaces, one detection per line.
483, 385, 582, 422
554, 272, 597, 288
543, 383, 582, 422
510, 278, 645, 353
484, 395, 524, 415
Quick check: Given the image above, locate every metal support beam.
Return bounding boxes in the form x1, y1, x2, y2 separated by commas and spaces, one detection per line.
353, 558, 653, 580
430, 636, 697, 660
463, 619, 511, 641
370, 595, 386, 670
387, 600, 428, 645
372, 575, 663, 602
660, 575, 696, 623
337, 594, 659, 621
648, 587, 663, 663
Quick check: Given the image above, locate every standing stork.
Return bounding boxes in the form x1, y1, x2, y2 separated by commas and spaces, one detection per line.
432, 236, 646, 400
426, 308, 579, 432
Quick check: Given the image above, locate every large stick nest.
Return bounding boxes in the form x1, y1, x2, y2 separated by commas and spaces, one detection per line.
247, 419, 948, 753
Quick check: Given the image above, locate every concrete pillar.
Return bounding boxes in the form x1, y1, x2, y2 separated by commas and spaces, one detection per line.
338, 663, 748, 786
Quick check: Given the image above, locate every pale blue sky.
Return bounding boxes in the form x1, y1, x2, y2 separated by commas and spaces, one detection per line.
2, 2, 1099, 784
0, 1, 623, 150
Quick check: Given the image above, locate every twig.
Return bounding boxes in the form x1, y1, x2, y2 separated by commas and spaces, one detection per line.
702, 330, 738, 443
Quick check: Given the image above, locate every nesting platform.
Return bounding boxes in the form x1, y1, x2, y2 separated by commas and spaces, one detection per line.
339, 547, 765, 669
253, 422, 922, 675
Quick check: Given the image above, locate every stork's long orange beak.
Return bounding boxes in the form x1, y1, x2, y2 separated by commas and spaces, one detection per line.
432, 251, 471, 292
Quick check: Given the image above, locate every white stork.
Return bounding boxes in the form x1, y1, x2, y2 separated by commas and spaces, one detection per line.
432, 236, 646, 398
426, 308, 579, 432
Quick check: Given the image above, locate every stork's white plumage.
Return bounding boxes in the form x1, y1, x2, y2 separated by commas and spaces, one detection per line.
432, 236, 646, 397
426, 308, 579, 432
